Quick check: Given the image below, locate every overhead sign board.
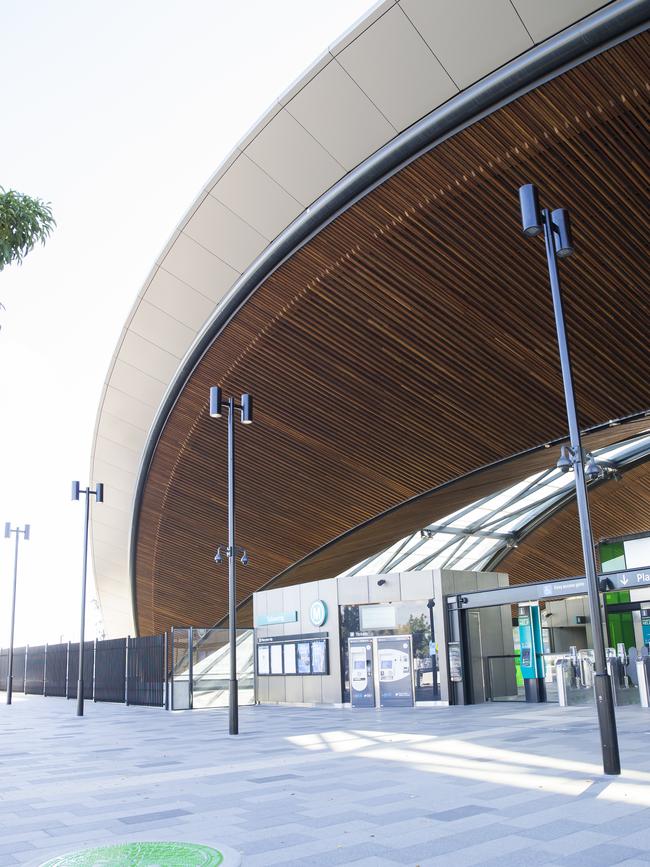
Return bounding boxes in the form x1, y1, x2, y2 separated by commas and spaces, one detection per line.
449, 570, 650, 611
601, 569, 650, 590
360, 605, 396, 629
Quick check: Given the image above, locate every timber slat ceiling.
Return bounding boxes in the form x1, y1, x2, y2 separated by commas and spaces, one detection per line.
136, 34, 649, 635
498, 460, 650, 584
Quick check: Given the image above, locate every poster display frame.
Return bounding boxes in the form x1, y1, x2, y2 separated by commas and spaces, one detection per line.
256, 637, 329, 676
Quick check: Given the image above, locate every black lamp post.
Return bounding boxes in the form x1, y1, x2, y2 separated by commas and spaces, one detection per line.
71, 481, 104, 717
518, 184, 620, 776
209, 386, 252, 735
3, 522, 30, 705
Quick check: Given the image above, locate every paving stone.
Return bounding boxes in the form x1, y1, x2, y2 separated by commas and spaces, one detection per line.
2, 695, 650, 867
553, 842, 649, 866
118, 808, 191, 824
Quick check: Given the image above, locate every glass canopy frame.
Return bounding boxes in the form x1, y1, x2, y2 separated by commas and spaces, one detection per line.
338, 432, 650, 579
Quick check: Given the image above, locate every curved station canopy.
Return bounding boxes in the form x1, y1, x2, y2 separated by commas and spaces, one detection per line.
90, 0, 650, 637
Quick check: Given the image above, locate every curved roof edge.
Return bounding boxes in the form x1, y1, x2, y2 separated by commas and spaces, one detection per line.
90, 0, 649, 638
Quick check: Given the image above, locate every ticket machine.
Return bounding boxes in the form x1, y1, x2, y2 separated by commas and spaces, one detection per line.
348, 636, 414, 707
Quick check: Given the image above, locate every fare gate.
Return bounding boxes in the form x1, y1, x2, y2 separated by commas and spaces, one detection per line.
446, 568, 650, 708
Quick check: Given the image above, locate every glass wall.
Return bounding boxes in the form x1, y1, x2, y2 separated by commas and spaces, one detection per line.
171, 627, 254, 710
339, 601, 439, 703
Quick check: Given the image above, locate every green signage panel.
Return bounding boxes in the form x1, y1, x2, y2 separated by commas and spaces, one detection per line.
255, 610, 298, 626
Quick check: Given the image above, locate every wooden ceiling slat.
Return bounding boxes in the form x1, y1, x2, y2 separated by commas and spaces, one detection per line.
135, 35, 650, 635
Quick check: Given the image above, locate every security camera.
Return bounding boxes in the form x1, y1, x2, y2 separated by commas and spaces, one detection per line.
377, 579, 386, 586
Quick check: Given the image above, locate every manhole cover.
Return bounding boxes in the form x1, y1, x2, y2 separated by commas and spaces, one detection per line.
39, 841, 223, 866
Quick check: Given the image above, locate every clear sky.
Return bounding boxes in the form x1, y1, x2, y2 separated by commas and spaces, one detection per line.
0, 0, 374, 648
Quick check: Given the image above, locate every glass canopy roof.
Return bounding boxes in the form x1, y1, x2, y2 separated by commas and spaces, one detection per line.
337, 432, 650, 578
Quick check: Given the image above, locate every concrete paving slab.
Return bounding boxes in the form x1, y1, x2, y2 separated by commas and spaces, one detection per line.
1, 695, 649, 866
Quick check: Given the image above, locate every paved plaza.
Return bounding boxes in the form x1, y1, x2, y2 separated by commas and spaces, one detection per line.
1, 696, 650, 866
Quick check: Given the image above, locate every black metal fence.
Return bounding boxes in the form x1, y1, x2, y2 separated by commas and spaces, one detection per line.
0, 635, 167, 707
127, 635, 165, 707
67, 641, 95, 700
25, 644, 46, 695
95, 638, 127, 703
44, 643, 68, 697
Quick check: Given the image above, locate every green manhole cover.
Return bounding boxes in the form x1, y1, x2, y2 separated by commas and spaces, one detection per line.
40, 841, 224, 866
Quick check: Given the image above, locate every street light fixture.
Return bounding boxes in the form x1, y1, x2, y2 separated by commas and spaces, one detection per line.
71, 480, 104, 717
518, 183, 620, 776
209, 386, 253, 735
3, 522, 30, 705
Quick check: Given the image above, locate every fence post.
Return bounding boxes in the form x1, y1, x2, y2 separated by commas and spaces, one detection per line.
125, 637, 129, 706
163, 632, 169, 710
189, 627, 194, 711
43, 644, 48, 697
65, 641, 71, 699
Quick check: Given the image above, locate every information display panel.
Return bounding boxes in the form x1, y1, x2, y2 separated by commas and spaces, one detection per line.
296, 642, 311, 674
256, 637, 329, 676
270, 643, 283, 674
257, 645, 270, 675
360, 605, 396, 630
283, 643, 297, 674
311, 639, 328, 674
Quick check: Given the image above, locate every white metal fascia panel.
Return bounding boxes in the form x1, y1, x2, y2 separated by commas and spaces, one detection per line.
337, 4, 457, 132
92, 458, 137, 496
129, 299, 197, 359
92, 519, 129, 547
115, 330, 181, 383
329, 0, 398, 55
244, 108, 346, 207
93, 540, 128, 570
96, 411, 148, 456
285, 58, 396, 171
94, 435, 143, 477
91, 502, 130, 534
401, 0, 533, 90
145, 268, 217, 331
210, 153, 303, 242
184, 195, 269, 271
512, 0, 609, 43
161, 231, 240, 302
101, 386, 157, 433
109, 359, 168, 409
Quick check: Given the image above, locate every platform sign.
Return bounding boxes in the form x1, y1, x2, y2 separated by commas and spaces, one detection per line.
349, 639, 375, 707
377, 636, 414, 707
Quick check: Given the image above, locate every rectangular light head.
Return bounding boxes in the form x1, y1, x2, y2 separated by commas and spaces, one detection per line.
551, 208, 574, 258
4, 522, 10, 539
23, 524, 30, 541
72, 480, 80, 501
94, 483, 104, 503
241, 393, 253, 424
209, 386, 222, 418
518, 184, 542, 237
